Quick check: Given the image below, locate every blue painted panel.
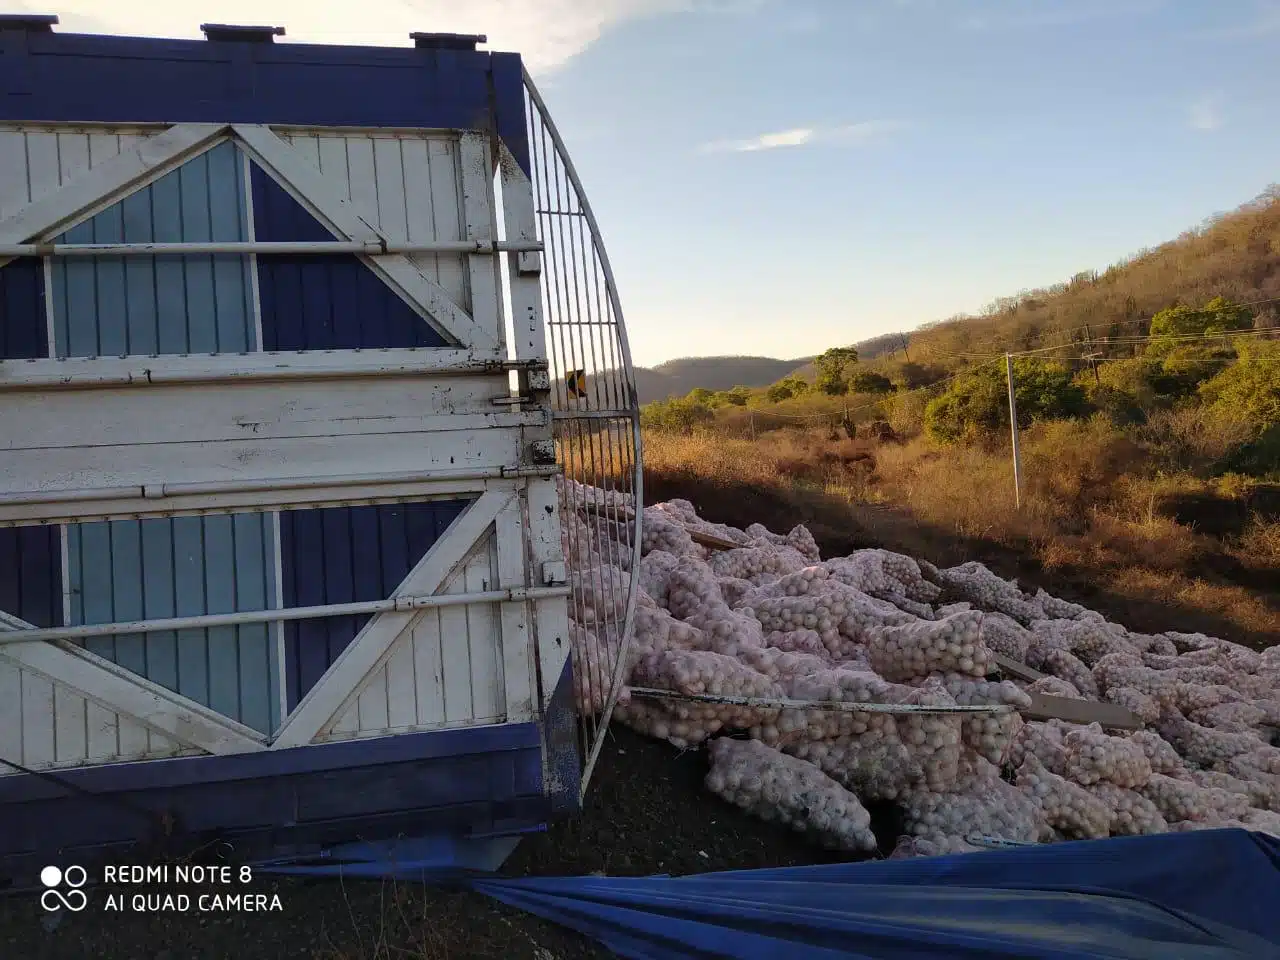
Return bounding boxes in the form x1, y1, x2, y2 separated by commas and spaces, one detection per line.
66, 514, 278, 734
0, 724, 550, 887
0, 259, 59, 629
0, 32, 531, 176
545, 656, 583, 816
0, 526, 60, 629
0, 257, 46, 359
52, 142, 274, 732
279, 502, 471, 709
248, 164, 448, 350
51, 141, 253, 357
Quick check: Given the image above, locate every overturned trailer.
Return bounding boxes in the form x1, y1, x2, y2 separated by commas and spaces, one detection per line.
0, 15, 640, 882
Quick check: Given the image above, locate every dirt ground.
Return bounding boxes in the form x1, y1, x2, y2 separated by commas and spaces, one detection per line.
0, 724, 861, 960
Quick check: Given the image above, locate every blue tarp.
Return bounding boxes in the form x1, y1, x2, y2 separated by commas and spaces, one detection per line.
473, 829, 1280, 960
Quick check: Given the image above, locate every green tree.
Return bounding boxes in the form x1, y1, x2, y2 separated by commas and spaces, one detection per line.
924, 359, 1088, 443
766, 375, 810, 402
1199, 340, 1280, 429
814, 346, 859, 396
847, 371, 895, 394
1148, 296, 1253, 352
640, 396, 714, 434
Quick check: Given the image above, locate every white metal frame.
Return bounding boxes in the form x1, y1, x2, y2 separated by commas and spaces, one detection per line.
521, 70, 644, 797
0, 117, 572, 766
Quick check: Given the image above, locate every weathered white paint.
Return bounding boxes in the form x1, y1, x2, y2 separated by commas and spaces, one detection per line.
0, 125, 159, 221
494, 494, 535, 723
459, 132, 503, 346
0, 348, 532, 389
0, 476, 528, 528
0, 611, 266, 762
233, 124, 496, 352
0, 125, 226, 247
320, 533, 505, 740
3, 376, 537, 450
271, 490, 513, 748
0, 425, 523, 503
525, 477, 572, 707
277, 128, 469, 318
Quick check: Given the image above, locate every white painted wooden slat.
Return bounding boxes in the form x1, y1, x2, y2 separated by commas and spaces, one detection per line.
87, 133, 122, 170
233, 124, 493, 352
383, 614, 418, 729
427, 138, 468, 314
316, 135, 350, 198
56, 134, 91, 192
25, 134, 62, 205
399, 138, 441, 286
0, 476, 523, 529
525, 477, 572, 707
85, 701, 120, 761
437, 563, 474, 725
116, 709, 151, 757
373, 138, 409, 243
344, 134, 379, 229
53, 684, 88, 763
0, 346, 510, 385
411, 610, 446, 727
498, 143, 550, 364
0, 124, 228, 244
494, 494, 535, 722
327, 707, 359, 737
464, 537, 504, 721
4, 378, 528, 450
286, 132, 323, 172
0, 660, 24, 769
355, 666, 390, 735
0, 131, 31, 218
0, 611, 266, 755
459, 133, 502, 344
19, 671, 55, 766
1, 428, 523, 501
271, 490, 513, 748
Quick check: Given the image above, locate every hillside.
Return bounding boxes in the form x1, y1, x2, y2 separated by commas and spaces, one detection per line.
633, 333, 915, 403
632, 355, 811, 403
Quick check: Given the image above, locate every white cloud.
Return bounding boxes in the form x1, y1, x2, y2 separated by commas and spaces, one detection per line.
10, 0, 732, 72
699, 121, 908, 154
1188, 96, 1222, 131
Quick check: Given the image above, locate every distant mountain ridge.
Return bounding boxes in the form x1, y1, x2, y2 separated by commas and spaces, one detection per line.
633, 334, 908, 403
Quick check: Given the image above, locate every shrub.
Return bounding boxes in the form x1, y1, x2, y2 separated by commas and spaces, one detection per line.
924, 359, 1088, 443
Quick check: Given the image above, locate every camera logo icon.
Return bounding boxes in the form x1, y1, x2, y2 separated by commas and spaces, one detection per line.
40, 866, 88, 912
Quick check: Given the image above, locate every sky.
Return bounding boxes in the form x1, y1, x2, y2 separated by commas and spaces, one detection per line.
17, 0, 1280, 366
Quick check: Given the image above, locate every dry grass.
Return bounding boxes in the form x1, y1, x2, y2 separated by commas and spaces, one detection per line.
642, 426, 1280, 648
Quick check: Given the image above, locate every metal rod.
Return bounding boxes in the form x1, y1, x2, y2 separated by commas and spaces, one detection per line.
0, 240, 543, 257
1005, 352, 1023, 510
0, 465, 561, 508
551, 409, 635, 420
626, 687, 1015, 716
0, 586, 571, 645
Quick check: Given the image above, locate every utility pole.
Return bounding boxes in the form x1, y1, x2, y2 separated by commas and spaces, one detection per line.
1082, 324, 1101, 386
1005, 353, 1023, 509
899, 334, 911, 363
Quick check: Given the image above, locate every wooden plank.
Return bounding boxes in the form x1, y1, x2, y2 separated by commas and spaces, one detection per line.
0, 611, 266, 755
438, 562, 475, 725
0, 124, 228, 246
459, 132, 501, 344
1021, 692, 1142, 731
232, 124, 495, 352
467, 531, 506, 721
0, 428, 523, 500
494, 495, 534, 722
271, 490, 513, 748
525, 477, 572, 708
426, 138, 468, 313
994, 653, 1044, 683
411, 610, 446, 728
